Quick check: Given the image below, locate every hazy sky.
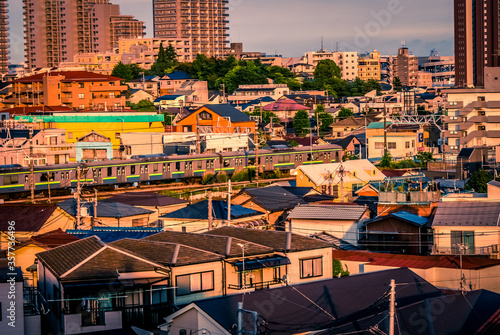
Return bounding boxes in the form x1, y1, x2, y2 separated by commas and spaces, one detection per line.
8, 0, 454, 64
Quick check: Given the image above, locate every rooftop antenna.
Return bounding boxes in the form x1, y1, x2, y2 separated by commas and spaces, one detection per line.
336, 41, 339, 52
401, 40, 406, 48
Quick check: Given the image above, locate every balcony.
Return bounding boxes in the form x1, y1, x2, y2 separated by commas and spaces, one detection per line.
432, 244, 499, 256
228, 278, 282, 290
378, 191, 441, 204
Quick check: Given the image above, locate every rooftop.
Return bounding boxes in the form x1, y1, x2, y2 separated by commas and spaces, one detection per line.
161, 200, 263, 220
14, 71, 123, 83
432, 201, 500, 227
0, 204, 57, 232
102, 192, 188, 208
58, 199, 154, 218
288, 203, 369, 221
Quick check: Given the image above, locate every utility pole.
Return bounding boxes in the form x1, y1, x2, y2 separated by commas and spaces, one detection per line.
338, 163, 345, 202
384, 102, 388, 156
208, 190, 213, 230
196, 114, 201, 154
389, 279, 396, 335
46, 173, 51, 204
93, 189, 98, 227
227, 179, 232, 226
76, 166, 81, 229
29, 126, 34, 203
254, 122, 259, 186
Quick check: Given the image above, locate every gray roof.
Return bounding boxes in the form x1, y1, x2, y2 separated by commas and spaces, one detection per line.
239, 186, 305, 212
204, 104, 251, 122
488, 180, 500, 189
432, 201, 500, 227
288, 204, 368, 221
58, 199, 154, 218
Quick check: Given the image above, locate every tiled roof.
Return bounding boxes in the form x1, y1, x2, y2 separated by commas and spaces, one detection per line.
36, 236, 105, 278
311, 232, 363, 250
186, 268, 441, 334
206, 226, 332, 252
58, 199, 154, 218
432, 201, 500, 226
14, 71, 123, 83
143, 230, 274, 257
262, 98, 311, 111
238, 186, 304, 212
364, 210, 428, 227
30, 229, 80, 248
288, 204, 368, 221
67, 227, 163, 243
203, 104, 252, 122
331, 250, 500, 270
109, 238, 223, 266
161, 200, 263, 220
162, 71, 192, 80
102, 192, 188, 207
0, 205, 57, 232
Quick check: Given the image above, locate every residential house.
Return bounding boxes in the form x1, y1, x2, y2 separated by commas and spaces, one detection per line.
3, 71, 127, 110
262, 98, 311, 122
0, 265, 39, 335
0, 128, 72, 166
158, 71, 193, 96
359, 211, 432, 255
231, 185, 306, 226
119, 132, 165, 159
333, 250, 500, 293
0, 205, 74, 250
159, 200, 266, 232
125, 76, 160, 97
330, 116, 369, 139
102, 192, 188, 223
74, 131, 113, 162
57, 198, 156, 229
154, 95, 186, 109
292, 160, 386, 200
66, 227, 164, 243
129, 89, 155, 104
321, 135, 365, 159
287, 203, 371, 245
173, 105, 256, 134
160, 268, 443, 335
0, 229, 79, 287
227, 84, 290, 105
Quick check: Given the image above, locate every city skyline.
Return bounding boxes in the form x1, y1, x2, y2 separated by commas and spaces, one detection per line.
8, 0, 454, 64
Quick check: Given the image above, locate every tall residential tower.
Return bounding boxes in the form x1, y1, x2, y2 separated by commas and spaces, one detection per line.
153, 0, 229, 58
23, 0, 145, 70
454, 0, 500, 87
0, 0, 8, 74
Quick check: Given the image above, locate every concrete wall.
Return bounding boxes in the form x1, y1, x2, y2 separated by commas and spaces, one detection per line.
64, 311, 122, 334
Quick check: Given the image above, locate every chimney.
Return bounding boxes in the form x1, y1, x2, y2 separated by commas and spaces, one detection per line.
286, 232, 292, 251
171, 244, 180, 265
225, 237, 233, 256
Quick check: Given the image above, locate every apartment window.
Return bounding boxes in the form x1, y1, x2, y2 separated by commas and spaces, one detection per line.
79, 93, 85, 99
176, 271, 214, 295
375, 142, 384, 149
405, 141, 410, 149
300, 257, 323, 278
109, 92, 115, 98
79, 83, 84, 88
388, 142, 397, 149
451, 231, 475, 254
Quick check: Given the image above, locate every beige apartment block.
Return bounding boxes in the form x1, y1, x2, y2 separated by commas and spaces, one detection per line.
23, 0, 145, 70
0, 0, 8, 74
304, 50, 359, 81
153, 0, 229, 58
358, 50, 381, 81
393, 47, 419, 87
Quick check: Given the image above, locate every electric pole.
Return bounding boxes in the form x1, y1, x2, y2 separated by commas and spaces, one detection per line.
384, 102, 388, 156
227, 179, 232, 226
196, 114, 201, 154
389, 279, 396, 335
76, 166, 81, 229
208, 190, 213, 231
29, 126, 34, 203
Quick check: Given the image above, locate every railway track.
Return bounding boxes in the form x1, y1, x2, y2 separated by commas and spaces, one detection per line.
3, 177, 295, 204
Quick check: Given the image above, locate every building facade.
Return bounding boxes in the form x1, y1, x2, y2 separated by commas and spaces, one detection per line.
153, 0, 229, 58
0, 0, 8, 75
358, 50, 381, 81
23, 0, 145, 70
454, 0, 500, 87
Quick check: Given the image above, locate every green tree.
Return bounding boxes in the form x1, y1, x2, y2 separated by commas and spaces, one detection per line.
332, 259, 350, 277
314, 59, 341, 88
337, 108, 354, 120
293, 110, 310, 135
130, 99, 156, 112
466, 169, 493, 193
379, 152, 393, 168
222, 61, 268, 93
149, 43, 178, 76
289, 140, 299, 147
318, 112, 334, 134
111, 62, 142, 82
393, 77, 403, 92
246, 110, 278, 124
416, 152, 436, 166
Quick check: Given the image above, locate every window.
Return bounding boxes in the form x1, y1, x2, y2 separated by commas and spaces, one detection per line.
3, 176, 19, 185
131, 165, 135, 174
176, 162, 181, 171
176, 271, 214, 295
278, 155, 290, 163
199, 111, 212, 120
451, 231, 475, 254
300, 257, 323, 278
79, 83, 84, 88
107, 167, 112, 176
375, 142, 384, 149
388, 142, 397, 149
405, 141, 410, 149
79, 93, 85, 99
153, 163, 159, 172
132, 217, 148, 227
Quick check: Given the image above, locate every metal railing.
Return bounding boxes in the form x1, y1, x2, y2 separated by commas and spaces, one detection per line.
228, 278, 282, 290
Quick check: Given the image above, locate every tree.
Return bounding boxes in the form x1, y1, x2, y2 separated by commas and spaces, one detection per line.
337, 108, 354, 120
222, 61, 268, 94
293, 110, 310, 135
149, 43, 178, 76
313, 59, 341, 88
393, 77, 403, 92
111, 62, 141, 82
247, 110, 278, 124
130, 99, 156, 112
379, 152, 393, 169
416, 152, 436, 166
318, 112, 334, 134
466, 170, 493, 193
332, 259, 350, 277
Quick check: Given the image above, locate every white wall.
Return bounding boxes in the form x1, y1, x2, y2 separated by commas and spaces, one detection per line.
64, 311, 122, 334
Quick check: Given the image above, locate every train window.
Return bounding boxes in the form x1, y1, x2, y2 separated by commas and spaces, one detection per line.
4, 176, 19, 185
153, 163, 159, 172
98, 169, 101, 177
327, 153, 331, 160
41, 173, 54, 182
198, 161, 203, 169
145, 165, 149, 173
25, 175, 29, 183
131, 165, 136, 174
278, 155, 290, 163
307, 154, 312, 161
187, 162, 193, 170
167, 164, 171, 172
118, 168, 121, 176
248, 158, 255, 165
239, 159, 243, 166
66, 172, 69, 179
140, 165, 144, 173
265, 157, 269, 164
107, 167, 112, 176
224, 160, 230, 168
163, 164, 166, 172
176, 162, 180, 171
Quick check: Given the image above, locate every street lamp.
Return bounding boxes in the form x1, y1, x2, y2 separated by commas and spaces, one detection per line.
237, 243, 246, 289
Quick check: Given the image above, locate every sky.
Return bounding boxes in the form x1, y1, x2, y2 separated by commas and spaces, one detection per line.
8, 0, 454, 64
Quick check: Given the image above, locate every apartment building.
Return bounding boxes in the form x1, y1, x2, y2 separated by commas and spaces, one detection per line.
393, 47, 419, 87
3, 71, 127, 110
23, 0, 145, 70
117, 37, 193, 63
227, 84, 290, 104
418, 53, 455, 87
153, 0, 229, 58
303, 50, 359, 80
443, 100, 500, 154
358, 50, 381, 81
0, 0, 8, 74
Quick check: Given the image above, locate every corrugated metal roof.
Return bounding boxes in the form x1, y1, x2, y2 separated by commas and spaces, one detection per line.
161, 200, 263, 220
58, 199, 154, 218
391, 211, 429, 226
0, 205, 57, 232
432, 201, 500, 226
67, 227, 163, 243
288, 204, 368, 221
204, 104, 252, 122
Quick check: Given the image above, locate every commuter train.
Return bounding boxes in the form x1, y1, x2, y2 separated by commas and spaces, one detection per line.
0, 144, 342, 199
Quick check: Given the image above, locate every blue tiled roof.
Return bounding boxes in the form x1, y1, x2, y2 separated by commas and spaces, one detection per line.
391, 211, 428, 226
154, 94, 183, 102
164, 71, 191, 80
58, 199, 154, 218
161, 200, 263, 220
67, 227, 163, 243
204, 104, 252, 122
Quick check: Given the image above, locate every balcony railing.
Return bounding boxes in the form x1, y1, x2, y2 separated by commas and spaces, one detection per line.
432, 244, 499, 256
228, 278, 282, 290
378, 191, 441, 204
